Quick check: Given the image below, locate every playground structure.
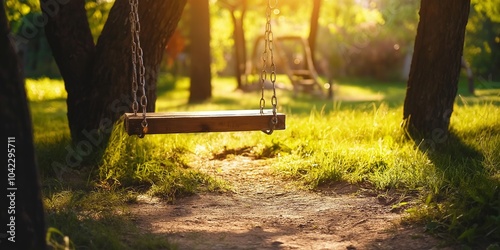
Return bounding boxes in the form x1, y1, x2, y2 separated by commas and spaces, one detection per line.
244, 35, 326, 96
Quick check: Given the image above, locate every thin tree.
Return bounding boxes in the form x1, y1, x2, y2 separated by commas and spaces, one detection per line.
308, 0, 321, 67
220, 0, 248, 89
403, 0, 471, 138
42, 0, 186, 144
1, 2, 46, 249
189, 0, 212, 103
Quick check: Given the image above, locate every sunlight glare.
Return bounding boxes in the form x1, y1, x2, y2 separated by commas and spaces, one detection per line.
195, 144, 209, 155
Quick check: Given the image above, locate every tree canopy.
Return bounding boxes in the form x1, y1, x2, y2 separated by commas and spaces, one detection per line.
5, 0, 498, 81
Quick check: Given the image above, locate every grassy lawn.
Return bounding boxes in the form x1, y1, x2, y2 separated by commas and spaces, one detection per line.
27, 76, 500, 249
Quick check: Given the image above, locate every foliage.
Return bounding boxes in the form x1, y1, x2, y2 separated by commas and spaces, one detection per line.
464, 0, 500, 80
207, 2, 235, 75
316, 0, 414, 80
377, 0, 419, 42
4, 0, 114, 77
85, 0, 114, 42
4, 0, 499, 81
472, 0, 500, 23
4, 0, 40, 32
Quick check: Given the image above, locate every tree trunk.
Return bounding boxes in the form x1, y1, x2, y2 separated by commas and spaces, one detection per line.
89, 0, 186, 139
42, 0, 95, 142
239, 3, 247, 87
1, 3, 47, 249
231, 10, 246, 89
461, 57, 475, 95
308, 0, 321, 68
43, 0, 186, 146
402, 0, 470, 139
189, 0, 212, 103
224, 0, 247, 90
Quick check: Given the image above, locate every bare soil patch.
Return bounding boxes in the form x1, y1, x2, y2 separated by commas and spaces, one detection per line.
130, 155, 450, 250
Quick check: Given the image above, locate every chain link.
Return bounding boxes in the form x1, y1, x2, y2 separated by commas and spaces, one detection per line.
260, 0, 279, 134
130, 0, 138, 115
129, 0, 148, 137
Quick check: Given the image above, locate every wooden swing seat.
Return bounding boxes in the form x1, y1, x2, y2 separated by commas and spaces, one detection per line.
124, 110, 286, 135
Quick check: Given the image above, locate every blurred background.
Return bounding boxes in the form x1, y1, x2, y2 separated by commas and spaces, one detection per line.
5, 0, 499, 85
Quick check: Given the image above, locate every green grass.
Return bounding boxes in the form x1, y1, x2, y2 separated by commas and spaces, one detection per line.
100, 121, 230, 202
272, 102, 499, 245
28, 75, 500, 248
44, 190, 172, 250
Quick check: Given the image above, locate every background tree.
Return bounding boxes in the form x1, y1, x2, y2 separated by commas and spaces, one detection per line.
403, 0, 471, 138
7, 0, 499, 85
308, 0, 321, 67
42, 0, 187, 144
219, 0, 248, 89
1, 2, 46, 249
189, 0, 212, 103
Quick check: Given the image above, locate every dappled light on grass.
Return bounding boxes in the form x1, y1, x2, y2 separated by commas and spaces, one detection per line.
155, 77, 266, 112
99, 120, 230, 201
44, 190, 173, 249
428, 105, 500, 243
457, 89, 500, 106
269, 101, 499, 244
270, 104, 438, 190
26, 78, 67, 101
30, 77, 500, 246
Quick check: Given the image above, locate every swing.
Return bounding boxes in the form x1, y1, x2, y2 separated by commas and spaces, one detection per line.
124, 0, 285, 137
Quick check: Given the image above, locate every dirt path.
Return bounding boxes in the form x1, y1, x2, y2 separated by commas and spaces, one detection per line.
130, 155, 448, 250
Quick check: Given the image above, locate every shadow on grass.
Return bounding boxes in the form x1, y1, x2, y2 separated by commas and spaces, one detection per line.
410, 130, 500, 246
45, 190, 175, 250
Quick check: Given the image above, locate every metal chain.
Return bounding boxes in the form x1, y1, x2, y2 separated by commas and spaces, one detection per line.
259, 17, 268, 114
129, 0, 138, 115
260, 0, 279, 134
129, 0, 148, 137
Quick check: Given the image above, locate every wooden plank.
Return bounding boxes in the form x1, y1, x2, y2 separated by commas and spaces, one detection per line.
124, 110, 286, 135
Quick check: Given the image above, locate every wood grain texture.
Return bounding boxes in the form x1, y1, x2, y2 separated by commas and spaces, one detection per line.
124, 110, 286, 135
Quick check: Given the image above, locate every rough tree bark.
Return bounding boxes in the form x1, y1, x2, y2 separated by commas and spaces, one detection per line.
42, 0, 95, 142
189, 0, 212, 103
402, 0, 471, 138
42, 0, 186, 145
1, 2, 46, 249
